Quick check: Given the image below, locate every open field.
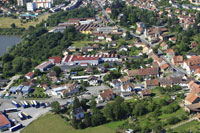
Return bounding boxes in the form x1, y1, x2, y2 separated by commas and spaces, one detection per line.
173, 120, 200, 132
0, 13, 50, 29
22, 113, 116, 133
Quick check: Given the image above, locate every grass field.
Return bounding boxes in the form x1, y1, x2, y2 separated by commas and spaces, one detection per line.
0, 13, 50, 29
173, 120, 200, 132
22, 113, 116, 133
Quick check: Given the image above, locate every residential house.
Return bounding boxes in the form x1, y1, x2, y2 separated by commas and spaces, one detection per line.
166, 49, 175, 60
169, 37, 176, 43
106, 8, 112, 14
185, 103, 200, 113
140, 89, 151, 98
97, 34, 105, 40
119, 76, 130, 85
121, 83, 135, 92
136, 27, 144, 35
67, 46, 76, 52
160, 78, 173, 87
172, 56, 183, 66
119, 46, 128, 52
106, 36, 112, 42
88, 75, 98, 86
85, 67, 94, 74
97, 89, 115, 103
110, 79, 121, 89
72, 107, 84, 120
25, 72, 34, 79
161, 63, 170, 72
160, 42, 168, 50
52, 83, 80, 96
81, 47, 94, 54
127, 67, 159, 80
189, 80, 200, 94
145, 79, 159, 89
120, 91, 135, 98
185, 93, 200, 105
183, 56, 200, 74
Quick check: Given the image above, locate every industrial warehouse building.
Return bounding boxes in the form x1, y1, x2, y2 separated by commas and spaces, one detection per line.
0, 112, 11, 130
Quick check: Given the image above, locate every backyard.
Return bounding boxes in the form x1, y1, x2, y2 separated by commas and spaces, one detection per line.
22, 113, 122, 133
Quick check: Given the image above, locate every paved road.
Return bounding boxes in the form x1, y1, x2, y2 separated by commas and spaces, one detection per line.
95, 0, 115, 24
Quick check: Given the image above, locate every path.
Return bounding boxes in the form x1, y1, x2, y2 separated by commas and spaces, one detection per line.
170, 116, 197, 129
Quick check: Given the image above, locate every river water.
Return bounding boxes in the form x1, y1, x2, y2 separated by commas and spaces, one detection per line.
0, 35, 21, 56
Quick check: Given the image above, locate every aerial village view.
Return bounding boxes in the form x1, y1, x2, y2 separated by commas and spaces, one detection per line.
0, 0, 200, 132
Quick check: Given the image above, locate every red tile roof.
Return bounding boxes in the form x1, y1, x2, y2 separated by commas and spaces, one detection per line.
0, 112, 10, 126
49, 56, 62, 64
185, 93, 199, 104
100, 89, 114, 100
161, 63, 169, 70
25, 72, 34, 77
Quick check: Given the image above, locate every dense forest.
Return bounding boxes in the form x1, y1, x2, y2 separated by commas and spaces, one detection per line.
0, 7, 95, 78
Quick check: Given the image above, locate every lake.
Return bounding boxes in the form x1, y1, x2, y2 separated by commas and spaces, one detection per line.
0, 35, 21, 56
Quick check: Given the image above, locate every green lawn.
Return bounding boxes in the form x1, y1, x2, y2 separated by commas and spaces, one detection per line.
22, 113, 116, 133
173, 120, 200, 132
104, 120, 126, 129
0, 13, 50, 29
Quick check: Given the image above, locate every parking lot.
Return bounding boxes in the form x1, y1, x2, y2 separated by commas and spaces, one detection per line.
0, 100, 50, 133
86, 84, 110, 96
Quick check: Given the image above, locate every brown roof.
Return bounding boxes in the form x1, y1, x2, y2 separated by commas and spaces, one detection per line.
122, 83, 135, 90
173, 56, 183, 64
185, 102, 200, 112
185, 93, 199, 104
141, 89, 151, 96
161, 63, 169, 70
189, 81, 200, 94
120, 76, 130, 83
146, 79, 159, 86
160, 77, 173, 86
100, 89, 114, 100
195, 68, 200, 74
186, 56, 200, 66
25, 72, 34, 77
128, 67, 159, 77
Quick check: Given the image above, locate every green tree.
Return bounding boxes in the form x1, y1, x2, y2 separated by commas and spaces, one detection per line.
34, 69, 42, 76
50, 101, 60, 114
90, 95, 96, 110
52, 66, 62, 76
91, 108, 106, 126
11, 23, 16, 28
73, 97, 80, 109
